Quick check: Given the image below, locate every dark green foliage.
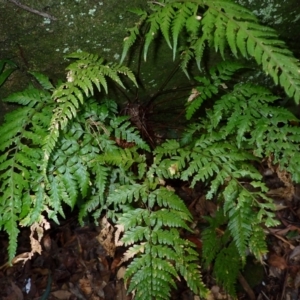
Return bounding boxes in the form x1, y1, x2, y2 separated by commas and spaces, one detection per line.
43, 51, 138, 173
1, 0, 300, 298
0, 59, 17, 87
122, 0, 300, 102
107, 183, 208, 299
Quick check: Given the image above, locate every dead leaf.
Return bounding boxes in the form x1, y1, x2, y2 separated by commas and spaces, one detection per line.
9, 281, 23, 300
117, 266, 126, 280
97, 217, 116, 257
79, 276, 93, 297
268, 253, 287, 270
187, 88, 200, 102
289, 245, 300, 261
114, 224, 125, 247
51, 290, 73, 299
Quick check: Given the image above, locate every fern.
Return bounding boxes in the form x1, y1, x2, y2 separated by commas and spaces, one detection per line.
120, 8, 148, 64
0, 59, 17, 87
43, 52, 138, 173
0, 70, 145, 261
107, 182, 208, 299
0, 75, 53, 260
214, 242, 241, 296
2, 1, 300, 297
122, 0, 300, 102
206, 82, 300, 181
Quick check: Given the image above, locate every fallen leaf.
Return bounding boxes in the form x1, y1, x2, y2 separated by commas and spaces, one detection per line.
51, 290, 72, 299
268, 253, 287, 270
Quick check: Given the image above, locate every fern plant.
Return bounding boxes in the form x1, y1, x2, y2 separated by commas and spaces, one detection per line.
1, 0, 300, 298
121, 0, 300, 101
106, 180, 208, 298
0, 54, 142, 260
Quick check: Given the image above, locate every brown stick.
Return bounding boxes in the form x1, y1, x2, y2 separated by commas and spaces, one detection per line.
8, 0, 57, 20
238, 272, 256, 300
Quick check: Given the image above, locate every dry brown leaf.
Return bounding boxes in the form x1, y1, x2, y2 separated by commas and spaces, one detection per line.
114, 224, 125, 247
115, 280, 128, 300
96, 217, 116, 257
289, 245, 300, 261
8, 281, 23, 300
294, 271, 300, 289
117, 266, 126, 280
268, 253, 287, 270
51, 290, 73, 299
187, 88, 200, 102
79, 276, 93, 297
266, 158, 294, 201
119, 243, 145, 265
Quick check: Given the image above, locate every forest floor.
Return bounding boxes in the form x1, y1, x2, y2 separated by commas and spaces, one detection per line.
0, 165, 300, 300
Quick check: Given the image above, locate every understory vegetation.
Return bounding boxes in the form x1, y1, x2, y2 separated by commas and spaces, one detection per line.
1, 0, 300, 298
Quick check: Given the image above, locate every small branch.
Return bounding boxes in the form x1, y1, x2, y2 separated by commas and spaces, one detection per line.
147, 1, 165, 7
238, 272, 256, 300
8, 0, 57, 21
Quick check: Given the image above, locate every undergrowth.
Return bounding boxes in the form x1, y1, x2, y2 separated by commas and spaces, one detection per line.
1, 0, 300, 298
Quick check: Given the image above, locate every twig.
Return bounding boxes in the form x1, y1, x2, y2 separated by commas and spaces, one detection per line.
147, 1, 165, 7
260, 290, 271, 300
8, 0, 57, 20
238, 272, 256, 300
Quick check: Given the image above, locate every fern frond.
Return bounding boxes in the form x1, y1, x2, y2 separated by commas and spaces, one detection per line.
0, 59, 17, 87
130, 0, 300, 102
202, 210, 229, 266
171, 3, 194, 60
225, 189, 255, 259
120, 8, 147, 63
248, 224, 268, 261
110, 178, 208, 299
43, 52, 138, 173
160, 5, 176, 49
110, 117, 150, 151
29, 72, 55, 91
4, 216, 19, 262
0, 86, 53, 261
199, 0, 300, 102
144, 12, 161, 61
185, 76, 218, 120
207, 82, 300, 182
214, 242, 241, 296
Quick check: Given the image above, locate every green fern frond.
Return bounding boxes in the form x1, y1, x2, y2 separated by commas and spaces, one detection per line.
98, 148, 143, 170
199, 0, 300, 102
43, 52, 138, 173
0, 59, 17, 87
214, 242, 241, 296
0, 85, 53, 261
185, 60, 246, 120
110, 178, 208, 299
202, 210, 229, 266
4, 85, 52, 107
248, 224, 268, 261
4, 216, 19, 262
225, 191, 255, 259
185, 76, 218, 120
206, 82, 300, 182
120, 8, 148, 63
171, 3, 194, 60
160, 5, 176, 49
29, 72, 55, 91
127, 0, 300, 102
110, 117, 150, 151
144, 12, 161, 61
